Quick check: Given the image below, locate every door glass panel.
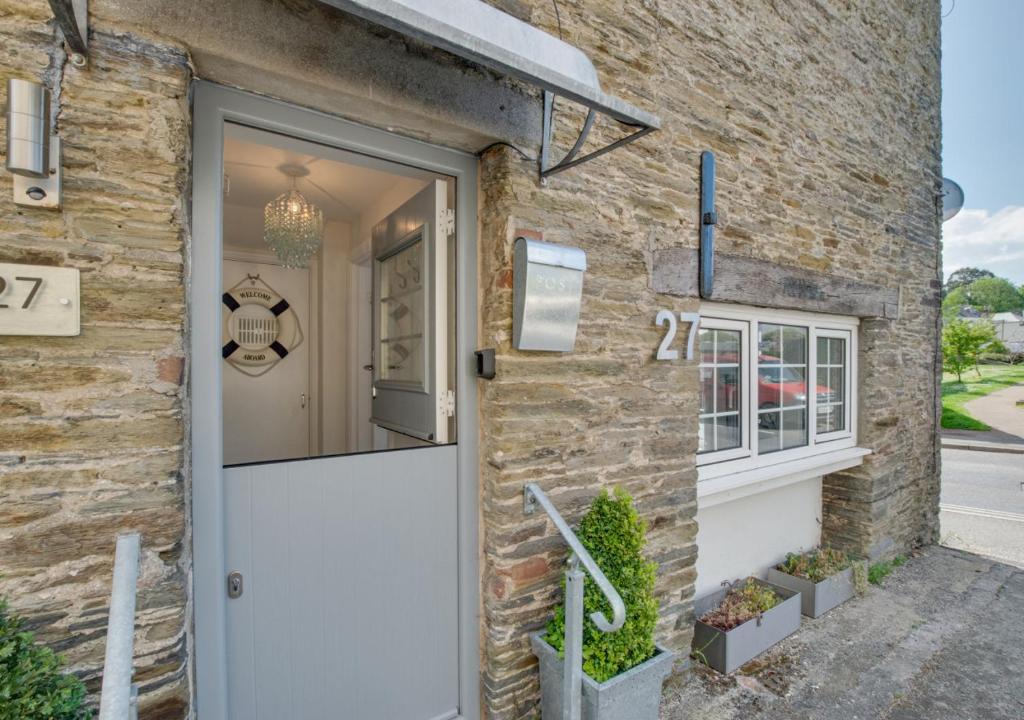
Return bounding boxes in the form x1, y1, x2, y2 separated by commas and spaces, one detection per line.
378, 234, 426, 387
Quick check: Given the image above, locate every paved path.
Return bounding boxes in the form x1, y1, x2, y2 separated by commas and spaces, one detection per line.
660, 546, 1024, 720
942, 383, 1024, 451
963, 382, 1024, 438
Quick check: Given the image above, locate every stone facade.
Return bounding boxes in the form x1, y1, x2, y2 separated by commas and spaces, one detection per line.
0, 1, 940, 719
0, 4, 192, 717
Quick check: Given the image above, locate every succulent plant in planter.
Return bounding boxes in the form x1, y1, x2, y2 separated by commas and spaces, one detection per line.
531, 488, 674, 720
767, 547, 861, 618
692, 577, 801, 674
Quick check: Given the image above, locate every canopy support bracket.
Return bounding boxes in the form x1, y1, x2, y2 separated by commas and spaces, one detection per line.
540, 90, 655, 180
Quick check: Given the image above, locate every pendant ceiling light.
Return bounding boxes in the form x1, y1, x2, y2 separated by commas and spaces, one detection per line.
263, 163, 323, 268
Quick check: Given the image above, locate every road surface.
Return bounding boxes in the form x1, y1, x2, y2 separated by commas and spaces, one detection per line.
940, 447, 1024, 567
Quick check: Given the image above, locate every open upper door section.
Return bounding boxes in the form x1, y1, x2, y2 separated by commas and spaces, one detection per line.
317, 0, 661, 178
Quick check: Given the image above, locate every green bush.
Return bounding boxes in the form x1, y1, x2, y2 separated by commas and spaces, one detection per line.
0, 600, 91, 720
545, 488, 659, 683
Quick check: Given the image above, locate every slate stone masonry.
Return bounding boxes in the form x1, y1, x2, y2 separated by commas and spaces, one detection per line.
0, 1, 941, 718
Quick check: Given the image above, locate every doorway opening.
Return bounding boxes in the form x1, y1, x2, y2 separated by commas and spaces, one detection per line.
221, 123, 457, 465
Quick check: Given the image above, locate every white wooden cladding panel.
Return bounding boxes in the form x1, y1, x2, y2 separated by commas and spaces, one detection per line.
224, 445, 460, 720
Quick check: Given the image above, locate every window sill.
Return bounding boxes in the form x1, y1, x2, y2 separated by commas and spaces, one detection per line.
696, 446, 872, 509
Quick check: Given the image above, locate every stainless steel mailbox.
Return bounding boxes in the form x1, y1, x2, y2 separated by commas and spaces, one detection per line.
513, 237, 586, 352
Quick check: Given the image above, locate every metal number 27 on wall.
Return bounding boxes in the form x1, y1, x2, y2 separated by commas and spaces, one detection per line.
655, 311, 700, 360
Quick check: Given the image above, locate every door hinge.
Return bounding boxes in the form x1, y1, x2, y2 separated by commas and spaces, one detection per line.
442, 208, 456, 237
441, 389, 456, 417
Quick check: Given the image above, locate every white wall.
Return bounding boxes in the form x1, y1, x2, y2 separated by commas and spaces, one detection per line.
695, 477, 822, 599
319, 220, 351, 455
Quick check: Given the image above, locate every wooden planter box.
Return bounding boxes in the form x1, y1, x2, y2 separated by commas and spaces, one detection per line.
692, 578, 801, 674
766, 565, 856, 618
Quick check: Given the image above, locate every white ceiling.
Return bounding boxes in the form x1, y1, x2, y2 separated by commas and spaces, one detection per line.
222, 127, 438, 250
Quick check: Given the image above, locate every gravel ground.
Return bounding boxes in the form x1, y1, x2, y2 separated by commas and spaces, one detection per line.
660, 545, 1024, 720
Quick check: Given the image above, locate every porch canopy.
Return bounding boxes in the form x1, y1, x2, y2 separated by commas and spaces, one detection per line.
317, 0, 662, 177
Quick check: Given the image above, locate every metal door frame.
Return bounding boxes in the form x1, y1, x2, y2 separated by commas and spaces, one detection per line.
190, 81, 480, 719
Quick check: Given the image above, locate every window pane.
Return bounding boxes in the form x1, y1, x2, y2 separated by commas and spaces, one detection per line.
815, 336, 847, 435
817, 336, 829, 364
715, 414, 741, 451
783, 326, 807, 364
757, 323, 808, 453
718, 366, 740, 412
698, 327, 743, 455
699, 366, 714, 414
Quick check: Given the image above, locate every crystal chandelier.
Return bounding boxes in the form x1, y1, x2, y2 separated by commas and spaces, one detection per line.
263, 166, 323, 268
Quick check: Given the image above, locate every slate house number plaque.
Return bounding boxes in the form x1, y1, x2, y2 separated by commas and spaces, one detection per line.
0, 263, 80, 336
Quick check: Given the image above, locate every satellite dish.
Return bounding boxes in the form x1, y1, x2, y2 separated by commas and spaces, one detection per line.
942, 178, 964, 221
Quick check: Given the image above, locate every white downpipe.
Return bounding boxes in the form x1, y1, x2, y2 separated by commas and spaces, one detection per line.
98, 533, 141, 720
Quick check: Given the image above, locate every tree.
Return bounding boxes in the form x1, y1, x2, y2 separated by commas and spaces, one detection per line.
945, 267, 994, 295
941, 319, 1000, 382
963, 277, 1024, 313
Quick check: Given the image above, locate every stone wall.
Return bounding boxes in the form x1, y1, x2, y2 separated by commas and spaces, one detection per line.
0, 4, 192, 717
476, 1, 941, 717
0, 0, 940, 719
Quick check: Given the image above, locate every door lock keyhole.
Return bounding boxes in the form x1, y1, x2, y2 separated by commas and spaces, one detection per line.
227, 571, 243, 599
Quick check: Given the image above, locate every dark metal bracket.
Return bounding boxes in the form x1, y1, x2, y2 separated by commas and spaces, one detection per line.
699, 150, 716, 298
48, 0, 89, 62
539, 90, 656, 181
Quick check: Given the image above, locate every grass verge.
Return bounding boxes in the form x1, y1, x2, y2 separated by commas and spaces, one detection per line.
941, 364, 1024, 431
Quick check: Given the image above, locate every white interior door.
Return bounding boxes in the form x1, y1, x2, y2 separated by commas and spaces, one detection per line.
371, 180, 451, 443
222, 259, 310, 465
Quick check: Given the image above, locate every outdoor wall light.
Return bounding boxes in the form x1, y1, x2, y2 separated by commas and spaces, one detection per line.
4, 79, 62, 209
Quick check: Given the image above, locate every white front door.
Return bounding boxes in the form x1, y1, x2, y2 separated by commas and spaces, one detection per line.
222, 259, 311, 465
216, 122, 463, 719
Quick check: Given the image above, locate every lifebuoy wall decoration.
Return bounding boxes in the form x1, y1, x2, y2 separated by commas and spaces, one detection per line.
222, 274, 304, 377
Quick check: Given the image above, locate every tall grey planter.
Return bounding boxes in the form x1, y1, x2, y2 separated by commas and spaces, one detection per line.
692, 578, 801, 674
530, 632, 675, 720
766, 565, 856, 618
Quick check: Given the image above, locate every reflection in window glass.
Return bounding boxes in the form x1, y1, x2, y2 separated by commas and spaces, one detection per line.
816, 336, 846, 434
758, 324, 808, 453
698, 328, 742, 454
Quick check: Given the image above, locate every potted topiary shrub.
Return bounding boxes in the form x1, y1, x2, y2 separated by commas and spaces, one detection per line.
530, 488, 675, 720
767, 547, 861, 618
0, 599, 92, 719
692, 577, 801, 674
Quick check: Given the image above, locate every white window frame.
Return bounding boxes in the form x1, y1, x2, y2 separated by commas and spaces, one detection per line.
697, 303, 859, 483
697, 317, 750, 463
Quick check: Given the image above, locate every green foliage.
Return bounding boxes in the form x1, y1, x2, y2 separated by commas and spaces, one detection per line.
942, 320, 1001, 383
545, 488, 659, 683
0, 600, 91, 720
943, 276, 1024, 317
777, 547, 852, 583
699, 579, 781, 632
962, 277, 1024, 313
867, 555, 906, 586
944, 267, 994, 295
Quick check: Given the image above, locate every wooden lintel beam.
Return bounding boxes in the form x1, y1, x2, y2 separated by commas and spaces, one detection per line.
48, 0, 88, 56
651, 247, 901, 320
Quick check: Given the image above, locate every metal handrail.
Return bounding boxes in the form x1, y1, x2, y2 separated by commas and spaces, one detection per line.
524, 484, 625, 632
524, 483, 626, 720
98, 533, 141, 720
